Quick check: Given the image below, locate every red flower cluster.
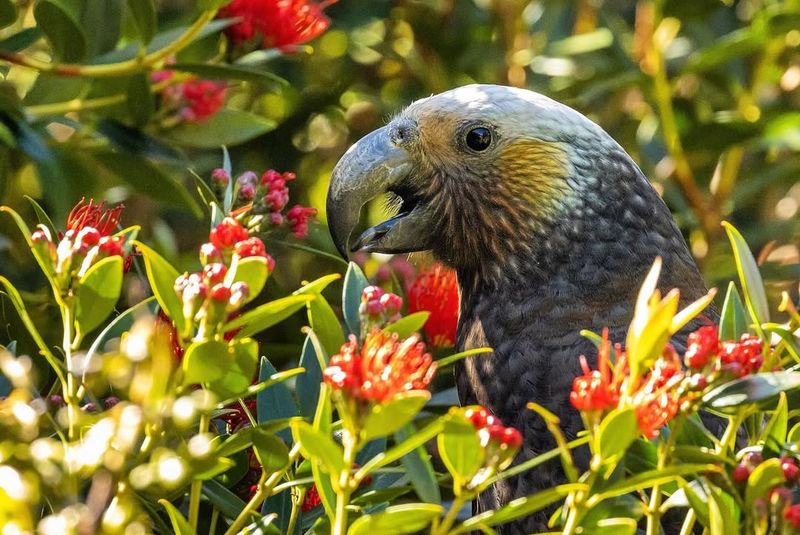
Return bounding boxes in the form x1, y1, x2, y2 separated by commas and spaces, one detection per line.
571, 325, 769, 439
464, 407, 523, 451
176, 217, 273, 334
233, 169, 317, 238
219, 0, 337, 49
323, 329, 436, 403
155, 71, 227, 123
301, 485, 321, 512
32, 198, 130, 286
732, 452, 800, 531
407, 264, 459, 348
685, 327, 764, 377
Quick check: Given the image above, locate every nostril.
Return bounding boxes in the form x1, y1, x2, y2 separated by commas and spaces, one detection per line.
390, 121, 415, 146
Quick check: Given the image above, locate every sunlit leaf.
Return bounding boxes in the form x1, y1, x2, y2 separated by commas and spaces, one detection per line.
348, 503, 443, 535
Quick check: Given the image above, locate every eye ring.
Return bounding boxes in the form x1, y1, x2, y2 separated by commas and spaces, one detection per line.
464, 126, 493, 152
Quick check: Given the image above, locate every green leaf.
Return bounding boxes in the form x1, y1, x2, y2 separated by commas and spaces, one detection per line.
720, 282, 749, 340
94, 152, 202, 217
396, 423, 441, 504
158, 499, 196, 535
708, 484, 740, 535
227, 256, 269, 304
86, 296, 157, 361
722, 221, 770, 328
596, 407, 638, 462
75, 255, 123, 339
241, 515, 283, 535
126, 0, 156, 43
0, 28, 41, 51
0, 0, 17, 29
253, 429, 290, 472
789, 422, 800, 444
383, 312, 430, 339
203, 479, 247, 520
362, 391, 430, 441
761, 392, 788, 452
591, 464, 721, 503
24, 195, 57, 239
702, 372, 800, 414
225, 295, 313, 339
307, 292, 345, 356
34, 0, 86, 62
217, 419, 296, 458
356, 418, 445, 480
182, 340, 227, 385
311, 383, 336, 519
745, 458, 784, 509
127, 73, 155, 127
296, 331, 327, 419
291, 420, 345, 477
217, 368, 303, 407
257, 357, 298, 442
79, 0, 123, 56
170, 63, 287, 87
133, 241, 185, 335
348, 503, 444, 535
292, 274, 341, 296
209, 338, 260, 399
458, 484, 585, 531
436, 348, 493, 369
343, 262, 369, 335
437, 412, 483, 487
590, 518, 637, 535
162, 109, 277, 148
197, 0, 233, 9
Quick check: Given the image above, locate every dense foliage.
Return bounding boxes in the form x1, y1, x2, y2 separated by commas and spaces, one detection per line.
0, 0, 799, 534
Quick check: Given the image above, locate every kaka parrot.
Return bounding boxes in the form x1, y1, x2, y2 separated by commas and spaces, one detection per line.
326, 84, 712, 533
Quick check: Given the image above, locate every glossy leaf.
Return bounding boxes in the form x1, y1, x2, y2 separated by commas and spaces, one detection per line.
133, 241, 185, 335
723, 221, 770, 327
24, 195, 56, 239
182, 340, 227, 386
436, 347, 493, 369
311, 383, 336, 518
209, 338, 260, 399
591, 464, 721, 503
253, 429, 290, 472
127, 73, 154, 127
437, 412, 483, 487
158, 499, 196, 535
225, 294, 313, 338
761, 392, 787, 451
343, 262, 369, 335
227, 256, 269, 304
171, 63, 287, 87
396, 423, 441, 504
348, 503, 444, 535
305, 291, 345, 356
356, 418, 444, 481
720, 282, 749, 340
1, 206, 62, 302
745, 458, 784, 509
291, 420, 345, 477
126, 0, 156, 43
383, 312, 430, 339
203, 479, 247, 520
296, 331, 326, 419
217, 419, 296, 458
34, 0, 86, 62
458, 484, 585, 531
162, 110, 277, 148
596, 407, 638, 462
702, 372, 800, 414
257, 357, 298, 443
362, 391, 430, 440
75, 255, 123, 339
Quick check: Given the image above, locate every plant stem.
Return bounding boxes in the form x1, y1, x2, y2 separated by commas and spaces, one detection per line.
25, 79, 175, 117
286, 487, 305, 535
646, 419, 681, 534
333, 430, 358, 535
0, 10, 217, 77
209, 507, 219, 535
433, 494, 467, 535
679, 509, 696, 535
62, 303, 79, 440
188, 411, 209, 530
223, 443, 302, 535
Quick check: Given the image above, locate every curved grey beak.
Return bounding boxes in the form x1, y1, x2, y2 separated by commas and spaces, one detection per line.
327, 126, 435, 258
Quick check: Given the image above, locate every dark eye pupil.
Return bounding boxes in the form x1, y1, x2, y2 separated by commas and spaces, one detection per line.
466, 127, 492, 151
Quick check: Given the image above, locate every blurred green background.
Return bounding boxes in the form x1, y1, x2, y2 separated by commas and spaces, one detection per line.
1, 0, 799, 369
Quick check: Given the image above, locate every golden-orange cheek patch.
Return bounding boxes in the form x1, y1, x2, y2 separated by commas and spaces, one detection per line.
496, 139, 572, 217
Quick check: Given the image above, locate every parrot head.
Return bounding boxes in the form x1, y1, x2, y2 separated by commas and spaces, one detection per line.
327, 84, 658, 281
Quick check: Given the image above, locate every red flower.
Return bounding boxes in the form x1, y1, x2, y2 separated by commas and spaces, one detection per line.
720, 334, 764, 377
570, 331, 620, 412
407, 264, 459, 348
179, 79, 226, 122
286, 205, 317, 238
323, 329, 436, 403
219, 0, 337, 49
786, 504, 800, 528
66, 198, 124, 236
302, 485, 322, 512
210, 217, 250, 249
684, 325, 719, 369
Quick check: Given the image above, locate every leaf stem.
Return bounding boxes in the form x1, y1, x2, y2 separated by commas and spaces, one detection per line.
0, 10, 218, 77
188, 411, 209, 529
432, 494, 467, 535
333, 432, 358, 535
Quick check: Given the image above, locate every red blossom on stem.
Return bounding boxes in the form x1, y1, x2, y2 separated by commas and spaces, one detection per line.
569, 330, 620, 412
210, 217, 250, 250
66, 198, 124, 236
407, 263, 459, 348
219, 0, 337, 49
323, 329, 436, 403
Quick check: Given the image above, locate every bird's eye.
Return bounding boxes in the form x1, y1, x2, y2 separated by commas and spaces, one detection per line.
465, 127, 492, 152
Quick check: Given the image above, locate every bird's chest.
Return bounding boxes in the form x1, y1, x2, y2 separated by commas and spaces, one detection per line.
454, 285, 632, 438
